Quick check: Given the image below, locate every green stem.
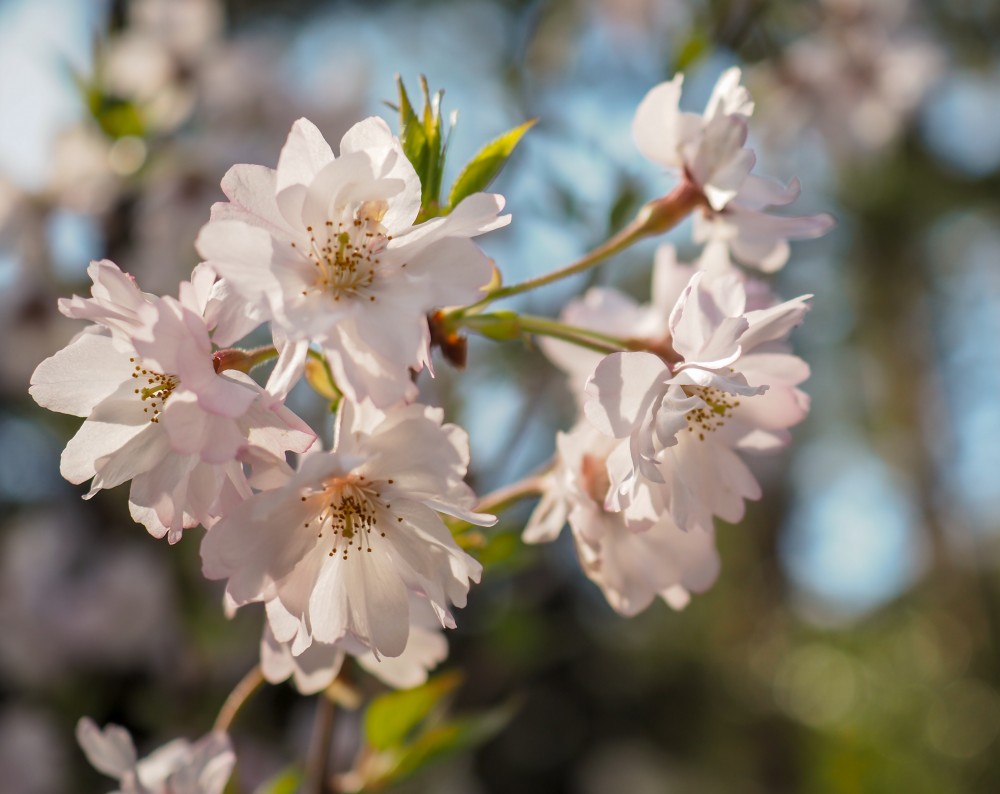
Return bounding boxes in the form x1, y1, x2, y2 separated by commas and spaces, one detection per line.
463, 181, 702, 311
454, 312, 631, 355
450, 469, 550, 536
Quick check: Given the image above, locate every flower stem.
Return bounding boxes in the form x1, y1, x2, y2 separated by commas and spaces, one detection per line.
213, 665, 265, 734
477, 472, 549, 516
452, 312, 631, 355
449, 470, 550, 537
464, 181, 702, 310
305, 694, 337, 794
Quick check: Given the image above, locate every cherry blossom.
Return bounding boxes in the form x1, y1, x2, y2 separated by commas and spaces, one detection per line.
525, 422, 720, 615
195, 116, 510, 406
76, 718, 234, 794
29, 260, 314, 542
584, 265, 811, 532
633, 69, 834, 272
633, 66, 755, 211
201, 400, 492, 660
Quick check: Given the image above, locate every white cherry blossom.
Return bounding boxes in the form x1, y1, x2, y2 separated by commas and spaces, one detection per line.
29, 260, 314, 542
201, 400, 492, 660
76, 718, 234, 794
195, 116, 510, 406
525, 422, 719, 615
584, 265, 811, 532
634, 69, 834, 272
633, 67, 755, 211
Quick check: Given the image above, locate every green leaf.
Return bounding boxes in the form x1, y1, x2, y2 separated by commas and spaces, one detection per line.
447, 119, 536, 210
674, 30, 709, 72
364, 671, 462, 752
251, 767, 301, 794
388, 701, 518, 783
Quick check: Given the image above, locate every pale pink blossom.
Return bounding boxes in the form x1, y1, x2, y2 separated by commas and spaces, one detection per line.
201, 400, 491, 660
195, 116, 510, 406
634, 69, 834, 271
76, 718, 234, 794
584, 266, 811, 532
29, 260, 314, 542
525, 422, 719, 615
633, 67, 755, 211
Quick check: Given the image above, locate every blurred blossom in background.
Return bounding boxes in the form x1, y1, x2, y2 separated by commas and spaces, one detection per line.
2, 0, 1000, 791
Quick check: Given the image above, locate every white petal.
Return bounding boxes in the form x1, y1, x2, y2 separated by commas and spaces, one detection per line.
276, 118, 336, 192
76, 718, 137, 779
632, 76, 686, 167
584, 352, 669, 439
30, 331, 133, 417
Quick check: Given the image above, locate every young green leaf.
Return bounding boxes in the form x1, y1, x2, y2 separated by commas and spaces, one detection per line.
385, 701, 519, 784
447, 119, 536, 210
363, 671, 463, 752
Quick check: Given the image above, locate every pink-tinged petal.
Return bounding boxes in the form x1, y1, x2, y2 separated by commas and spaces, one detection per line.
357, 625, 448, 689
186, 734, 236, 794
265, 337, 310, 400
690, 116, 754, 211
60, 416, 151, 485
632, 76, 685, 167
216, 163, 299, 240
30, 331, 132, 417
345, 547, 410, 658
195, 221, 284, 303
388, 192, 509, 258
668, 271, 747, 365
201, 493, 318, 604
307, 555, 350, 645
584, 352, 669, 439
87, 426, 173, 495
339, 116, 396, 154
324, 328, 419, 408
737, 174, 800, 211
651, 244, 696, 317
705, 67, 753, 118
160, 391, 247, 463
127, 454, 200, 541
276, 118, 336, 192
261, 626, 344, 694
76, 718, 137, 780
300, 151, 377, 232
740, 295, 811, 351
523, 485, 569, 544
741, 351, 811, 388
398, 236, 494, 308
201, 276, 267, 347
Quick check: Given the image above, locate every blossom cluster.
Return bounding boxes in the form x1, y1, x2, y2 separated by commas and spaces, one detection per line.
525, 69, 829, 615
28, 68, 830, 789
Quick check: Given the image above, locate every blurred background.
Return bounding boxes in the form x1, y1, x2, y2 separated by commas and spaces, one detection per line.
2, 0, 1000, 791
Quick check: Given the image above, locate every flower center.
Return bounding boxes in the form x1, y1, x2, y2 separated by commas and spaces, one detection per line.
293, 202, 393, 303
130, 358, 179, 424
683, 385, 740, 441
301, 474, 401, 560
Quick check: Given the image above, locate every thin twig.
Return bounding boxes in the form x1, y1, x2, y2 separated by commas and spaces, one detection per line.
213, 665, 265, 734
305, 694, 337, 794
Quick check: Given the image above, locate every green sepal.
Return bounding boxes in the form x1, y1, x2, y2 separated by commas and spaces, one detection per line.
460, 310, 522, 342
